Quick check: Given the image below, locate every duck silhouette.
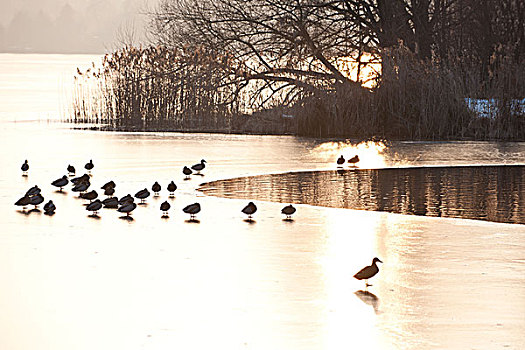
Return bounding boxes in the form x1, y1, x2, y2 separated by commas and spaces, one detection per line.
118, 202, 137, 217
80, 190, 98, 203
183, 166, 192, 179
135, 188, 150, 203
15, 195, 31, 211
152, 182, 161, 196
84, 159, 94, 172
44, 200, 56, 215
102, 197, 118, 209
51, 175, 69, 191
191, 159, 206, 174
183, 203, 201, 220
25, 185, 41, 197
281, 204, 296, 220
242, 202, 257, 220
167, 181, 177, 197
160, 201, 170, 217
21, 160, 29, 175
118, 194, 134, 205
86, 199, 102, 216
348, 155, 360, 166
354, 257, 383, 286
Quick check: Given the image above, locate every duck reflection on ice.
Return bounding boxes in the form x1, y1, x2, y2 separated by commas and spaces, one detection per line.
355, 290, 380, 314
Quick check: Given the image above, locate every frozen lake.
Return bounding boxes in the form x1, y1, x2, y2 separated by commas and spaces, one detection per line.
0, 54, 524, 350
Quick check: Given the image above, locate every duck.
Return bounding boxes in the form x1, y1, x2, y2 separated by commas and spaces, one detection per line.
29, 194, 44, 208
72, 181, 90, 194
241, 202, 257, 219
101, 181, 116, 190
135, 188, 150, 203
191, 159, 206, 174
25, 185, 41, 197
118, 202, 137, 216
84, 159, 94, 172
183, 166, 192, 179
348, 155, 360, 165
152, 182, 161, 196
21, 160, 29, 175
14, 195, 31, 211
337, 155, 345, 166
104, 187, 115, 196
44, 200, 56, 215
67, 164, 76, 176
281, 204, 296, 219
118, 194, 134, 205
160, 201, 170, 217
86, 199, 102, 216
183, 202, 201, 220
102, 196, 119, 209
71, 174, 90, 185
167, 181, 177, 197
354, 257, 383, 286
80, 190, 98, 202
51, 175, 69, 191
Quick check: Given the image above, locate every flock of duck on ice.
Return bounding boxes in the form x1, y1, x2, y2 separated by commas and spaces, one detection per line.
14, 153, 382, 285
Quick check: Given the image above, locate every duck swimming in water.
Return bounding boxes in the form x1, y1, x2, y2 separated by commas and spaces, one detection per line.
336, 155, 345, 166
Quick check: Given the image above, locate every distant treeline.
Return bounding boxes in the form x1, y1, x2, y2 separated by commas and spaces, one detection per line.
70, 0, 524, 140
0, 1, 147, 54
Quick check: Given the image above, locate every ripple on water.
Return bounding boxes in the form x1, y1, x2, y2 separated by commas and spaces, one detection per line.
199, 165, 525, 224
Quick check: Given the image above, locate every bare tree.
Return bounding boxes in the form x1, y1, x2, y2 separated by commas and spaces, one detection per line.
150, 0, 372, 111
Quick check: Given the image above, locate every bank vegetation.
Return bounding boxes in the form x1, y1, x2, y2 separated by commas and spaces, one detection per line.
70, 0, 524, 140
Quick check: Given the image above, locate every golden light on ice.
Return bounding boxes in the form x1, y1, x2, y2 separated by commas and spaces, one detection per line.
312, 140, 388, 168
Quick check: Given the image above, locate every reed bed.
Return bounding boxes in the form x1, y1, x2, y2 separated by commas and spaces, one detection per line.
70, 45, 524, 140
69, 45, 245, 132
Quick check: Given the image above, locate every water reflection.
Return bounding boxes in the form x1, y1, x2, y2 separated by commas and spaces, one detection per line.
200, 165, 525, 224
355, 290, 380, 314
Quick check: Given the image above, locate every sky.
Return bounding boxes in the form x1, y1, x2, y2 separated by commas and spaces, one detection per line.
0, 0, 159, 53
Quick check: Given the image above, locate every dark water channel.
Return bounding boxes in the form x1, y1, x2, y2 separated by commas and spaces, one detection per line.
200, 165, 525, 224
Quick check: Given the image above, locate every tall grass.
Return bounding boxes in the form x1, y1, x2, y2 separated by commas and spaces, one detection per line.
70, 45, 244, 132
294, 45, 524, 140
70, 44, 524, 140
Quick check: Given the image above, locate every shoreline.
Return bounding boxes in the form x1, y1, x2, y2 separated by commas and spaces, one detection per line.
67, 123, 525, 142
